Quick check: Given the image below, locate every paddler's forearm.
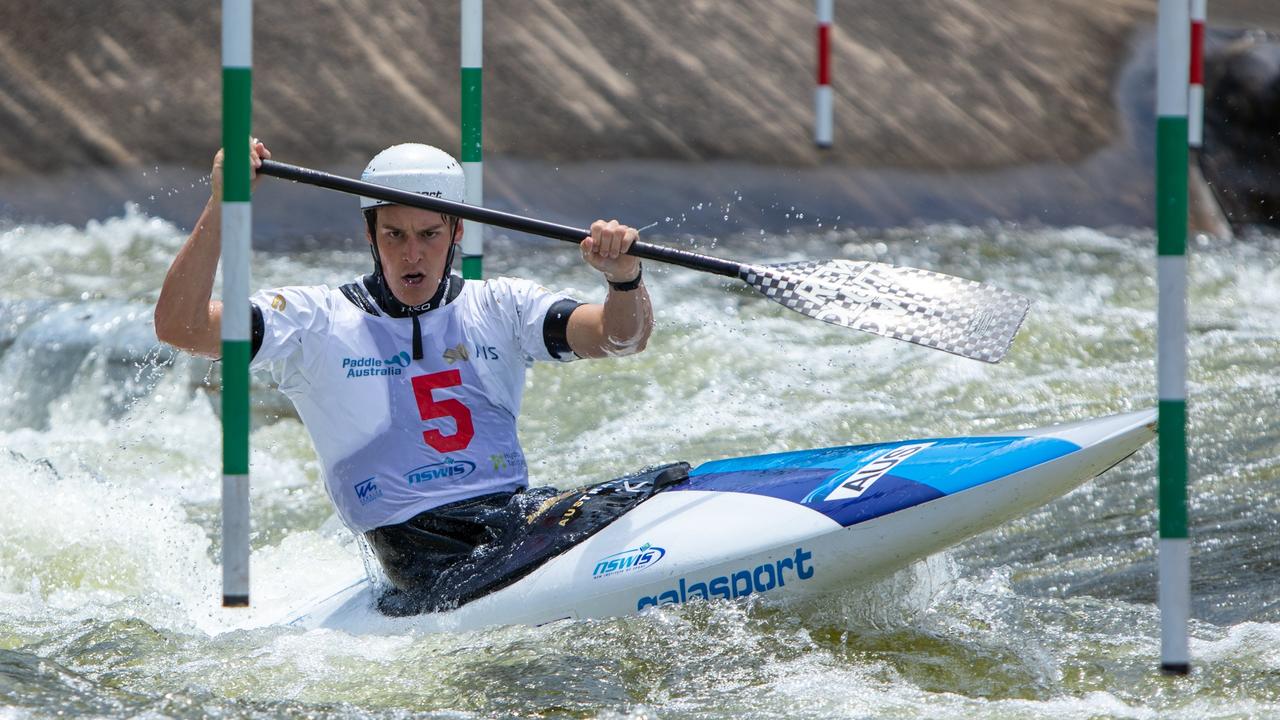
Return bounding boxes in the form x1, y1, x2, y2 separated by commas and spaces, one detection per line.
154, 195, 225, 357
600, 281, 653, 355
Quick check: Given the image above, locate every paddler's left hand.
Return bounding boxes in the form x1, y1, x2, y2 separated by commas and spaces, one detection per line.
581, 220, 641, 285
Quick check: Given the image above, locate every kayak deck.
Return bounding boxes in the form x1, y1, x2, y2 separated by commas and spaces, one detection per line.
279, 410, 1156, 634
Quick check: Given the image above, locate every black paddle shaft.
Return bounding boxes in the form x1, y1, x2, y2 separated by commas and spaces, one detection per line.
257, 160, 744, 279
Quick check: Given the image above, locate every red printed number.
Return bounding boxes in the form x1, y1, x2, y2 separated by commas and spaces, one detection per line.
411, 370, 475, 453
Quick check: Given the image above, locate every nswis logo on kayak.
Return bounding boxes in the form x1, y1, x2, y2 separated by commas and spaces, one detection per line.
805, 442, 934, 503
405, 459, 476, 485
592, 543, 666, 579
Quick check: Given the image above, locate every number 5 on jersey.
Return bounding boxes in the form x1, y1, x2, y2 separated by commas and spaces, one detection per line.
411, 370, 475, 453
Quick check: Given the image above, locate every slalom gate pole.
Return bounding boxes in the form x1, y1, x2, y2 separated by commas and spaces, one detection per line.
1189, 0, 1206, 152
815, 0, 833, 149
220, 0, 252, 607
1156, 0, 1190, 676
461, 0, 484, 279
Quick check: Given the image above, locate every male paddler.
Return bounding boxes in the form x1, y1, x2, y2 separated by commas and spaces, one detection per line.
155, 140, 653, 612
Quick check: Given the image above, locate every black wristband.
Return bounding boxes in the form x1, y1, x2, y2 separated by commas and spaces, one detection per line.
607, 264, 643, 291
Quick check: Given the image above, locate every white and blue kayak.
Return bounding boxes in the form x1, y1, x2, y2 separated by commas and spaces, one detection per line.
282, 410, 1156, 634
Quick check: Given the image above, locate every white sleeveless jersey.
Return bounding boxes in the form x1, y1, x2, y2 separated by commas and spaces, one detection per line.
249, 277, 579, 533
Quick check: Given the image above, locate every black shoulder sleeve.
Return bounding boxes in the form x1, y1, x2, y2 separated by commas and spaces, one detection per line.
341, 280, 382, 316
250, 303, 264, 360
542, 298, 583, 360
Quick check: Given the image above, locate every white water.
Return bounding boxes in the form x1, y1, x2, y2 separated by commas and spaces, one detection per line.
1, 208, 1277, 718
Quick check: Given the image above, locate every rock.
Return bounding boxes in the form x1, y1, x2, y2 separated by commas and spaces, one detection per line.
1200, 33, 1280, 228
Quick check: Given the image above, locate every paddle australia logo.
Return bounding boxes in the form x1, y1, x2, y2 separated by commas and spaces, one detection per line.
592, 543, 666, 579
804, 442, 934, 503
405, 459, 476, 485
636, 547, 814, 611
354, 477, 383, 505
342, 351, 411, 378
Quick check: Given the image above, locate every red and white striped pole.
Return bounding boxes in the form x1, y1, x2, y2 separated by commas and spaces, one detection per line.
1189, 0, 1206, 151
815, 0, 833, 149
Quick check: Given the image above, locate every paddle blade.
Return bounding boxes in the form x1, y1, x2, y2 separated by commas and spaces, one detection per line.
742, 260, 1031, 363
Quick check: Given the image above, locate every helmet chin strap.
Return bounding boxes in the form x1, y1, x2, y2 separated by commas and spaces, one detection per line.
365, 216, 460, 361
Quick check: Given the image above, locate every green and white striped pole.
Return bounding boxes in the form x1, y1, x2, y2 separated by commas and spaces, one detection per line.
1156, 0, 1190, 675
221, 0, 252, 608
461, 0, 484, 279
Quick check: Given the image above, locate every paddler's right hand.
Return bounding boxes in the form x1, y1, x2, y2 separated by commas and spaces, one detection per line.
210, 138, 272, 199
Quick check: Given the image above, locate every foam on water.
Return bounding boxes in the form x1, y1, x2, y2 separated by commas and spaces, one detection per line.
0, 446, 214, 633
0, 205, 183, 303
0, 209, 1277, 717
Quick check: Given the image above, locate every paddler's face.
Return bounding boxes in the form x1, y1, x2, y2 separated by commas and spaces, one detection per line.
367, 205, 462, 306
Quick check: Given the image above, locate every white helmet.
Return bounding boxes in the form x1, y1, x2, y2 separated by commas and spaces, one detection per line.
359, 143, 465, 209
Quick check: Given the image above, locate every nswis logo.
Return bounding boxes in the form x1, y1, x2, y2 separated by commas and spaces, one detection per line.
405, 459, 476, 485
354, 477, 382, 505
342, 352, 411, 378
592, 543, 666, 579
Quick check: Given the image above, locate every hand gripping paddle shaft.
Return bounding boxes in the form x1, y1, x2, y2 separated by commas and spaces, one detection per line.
257, 159, 1030, 363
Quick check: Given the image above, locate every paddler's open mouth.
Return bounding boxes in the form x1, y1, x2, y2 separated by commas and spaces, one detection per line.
401, 272, 426, 286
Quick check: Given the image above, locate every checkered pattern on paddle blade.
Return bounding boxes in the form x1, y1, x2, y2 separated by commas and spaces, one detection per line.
741, 260, 1031, 363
